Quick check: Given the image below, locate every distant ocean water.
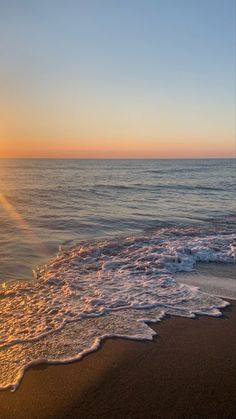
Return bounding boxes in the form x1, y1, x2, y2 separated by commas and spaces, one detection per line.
0, 158, 235, 391
0, 158, 235, 282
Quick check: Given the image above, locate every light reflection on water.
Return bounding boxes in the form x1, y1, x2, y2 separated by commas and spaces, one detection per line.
0, 158, 235, 282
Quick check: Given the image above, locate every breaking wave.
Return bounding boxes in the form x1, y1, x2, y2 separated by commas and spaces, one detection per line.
0, 224, 235, 391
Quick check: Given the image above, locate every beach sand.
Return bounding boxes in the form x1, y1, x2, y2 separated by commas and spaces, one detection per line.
0, 299, 235, 419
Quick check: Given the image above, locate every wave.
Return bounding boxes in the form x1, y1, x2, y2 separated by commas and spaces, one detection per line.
93, 183, 226, 193
0, 224, 235, 391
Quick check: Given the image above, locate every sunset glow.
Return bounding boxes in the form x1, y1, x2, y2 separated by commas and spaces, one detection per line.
1, 138, 235, 159
0, 1, 235, 158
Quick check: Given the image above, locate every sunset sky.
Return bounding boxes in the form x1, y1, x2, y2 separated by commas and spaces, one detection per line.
0, 0, 235, 158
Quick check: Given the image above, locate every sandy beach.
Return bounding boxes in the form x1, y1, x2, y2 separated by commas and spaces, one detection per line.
0, 299, 235, 419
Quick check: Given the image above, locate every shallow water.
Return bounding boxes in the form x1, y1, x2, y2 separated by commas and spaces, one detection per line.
0, 159, 235, 391
176, 262, 236, 300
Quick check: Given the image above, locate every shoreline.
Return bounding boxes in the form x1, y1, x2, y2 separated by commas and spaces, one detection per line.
0, 300, 235, 419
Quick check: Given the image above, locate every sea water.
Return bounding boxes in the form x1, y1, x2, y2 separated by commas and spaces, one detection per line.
0, 158, 235, 390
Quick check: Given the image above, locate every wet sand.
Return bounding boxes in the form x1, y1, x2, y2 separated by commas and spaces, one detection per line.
0, 300, 235, 419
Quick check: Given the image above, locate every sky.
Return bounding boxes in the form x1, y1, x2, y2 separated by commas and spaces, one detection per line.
0, 0, 235, 158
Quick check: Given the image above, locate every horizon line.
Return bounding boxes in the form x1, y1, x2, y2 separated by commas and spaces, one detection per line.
0, 157, 235, 160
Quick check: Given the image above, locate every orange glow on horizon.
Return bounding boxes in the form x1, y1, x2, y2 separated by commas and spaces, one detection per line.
0, 138, 235, 159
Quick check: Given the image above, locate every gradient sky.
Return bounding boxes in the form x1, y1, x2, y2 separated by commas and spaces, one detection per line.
0, 0, 235, 158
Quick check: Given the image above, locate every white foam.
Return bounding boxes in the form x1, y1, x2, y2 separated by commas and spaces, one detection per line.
0, 226, 235, 391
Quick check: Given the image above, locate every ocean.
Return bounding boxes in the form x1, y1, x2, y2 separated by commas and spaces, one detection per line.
0, 158, 235, 391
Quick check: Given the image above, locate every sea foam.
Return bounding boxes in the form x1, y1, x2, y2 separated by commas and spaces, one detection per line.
0, 225, 235, 391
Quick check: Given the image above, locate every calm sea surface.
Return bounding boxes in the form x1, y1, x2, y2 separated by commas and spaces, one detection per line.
0, 158, 235, 283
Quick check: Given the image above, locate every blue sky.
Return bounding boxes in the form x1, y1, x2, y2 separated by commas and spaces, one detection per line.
0, 0, 235, 157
